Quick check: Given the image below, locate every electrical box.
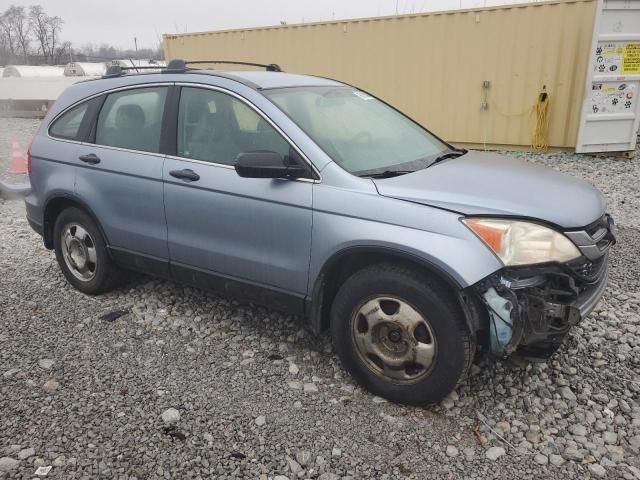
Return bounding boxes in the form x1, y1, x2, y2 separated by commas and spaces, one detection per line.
576, 0, 640, 153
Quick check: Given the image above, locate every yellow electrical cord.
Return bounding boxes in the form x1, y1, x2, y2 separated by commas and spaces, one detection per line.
531, 86, 550, 152
486, 86, 551, 151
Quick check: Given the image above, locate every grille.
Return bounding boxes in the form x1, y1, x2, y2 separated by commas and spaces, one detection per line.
564, 214, 616, 262
586, 215, 615, 250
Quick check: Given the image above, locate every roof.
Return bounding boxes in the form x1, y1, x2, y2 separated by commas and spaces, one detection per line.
204, 70, 343, 89
93, 66, 345, 90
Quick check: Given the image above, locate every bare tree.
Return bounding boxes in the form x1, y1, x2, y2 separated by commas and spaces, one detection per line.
73, 42, 164, 62
0, 9, 17, 62
8, 6, 30, 62
0, 21, 6, 54
29, 5, 49, 61
53, 40, 71, 64
45, 15, 64, 63
2, 4, 161, 66
0, 18, 9, 64
26, 6, 64, 64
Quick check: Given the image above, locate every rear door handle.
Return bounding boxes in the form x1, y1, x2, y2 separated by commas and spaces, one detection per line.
169, 169, 200, 182
79, 153, 100, 165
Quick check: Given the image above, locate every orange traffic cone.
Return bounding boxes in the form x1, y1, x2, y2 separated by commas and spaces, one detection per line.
9, 142, 29, 174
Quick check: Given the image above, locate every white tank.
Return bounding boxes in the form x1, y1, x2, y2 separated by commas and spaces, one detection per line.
63, 62, 106, 77
2, 65, 65, 78
106, 59, 166, 72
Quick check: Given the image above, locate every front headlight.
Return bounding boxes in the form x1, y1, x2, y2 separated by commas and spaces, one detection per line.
463, 218, 581, 266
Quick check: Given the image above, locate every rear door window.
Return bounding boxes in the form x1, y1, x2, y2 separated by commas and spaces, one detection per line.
49, 102, 90, 140
95, 87, 168, 153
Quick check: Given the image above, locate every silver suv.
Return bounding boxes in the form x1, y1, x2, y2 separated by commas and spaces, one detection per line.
24, 60, 615, 404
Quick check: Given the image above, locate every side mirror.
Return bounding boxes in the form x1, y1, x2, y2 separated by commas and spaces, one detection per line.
234, 151, 308, 179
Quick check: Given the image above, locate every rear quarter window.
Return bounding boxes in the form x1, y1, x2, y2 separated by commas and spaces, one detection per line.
49, 102, 90, 140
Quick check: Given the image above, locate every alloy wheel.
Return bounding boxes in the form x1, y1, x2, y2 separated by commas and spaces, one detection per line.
60, 223, 97, 282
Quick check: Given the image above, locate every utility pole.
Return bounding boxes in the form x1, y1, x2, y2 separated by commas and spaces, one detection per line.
134, 37, 139, 59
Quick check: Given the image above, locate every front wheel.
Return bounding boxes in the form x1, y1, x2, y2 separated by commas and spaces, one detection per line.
330, 263, 474, 405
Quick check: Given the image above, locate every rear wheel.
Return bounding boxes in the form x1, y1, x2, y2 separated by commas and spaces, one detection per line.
53, 207, 121, 294
330, 263, 474, 405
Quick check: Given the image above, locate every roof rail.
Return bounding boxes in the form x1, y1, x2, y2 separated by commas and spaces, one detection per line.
102, 64, 167, 78
164, 59, 282, 73
165, 59, 188, 72
101, 59, 283, 79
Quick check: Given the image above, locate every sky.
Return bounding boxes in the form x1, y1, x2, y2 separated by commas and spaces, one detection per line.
2, 0, 536, 50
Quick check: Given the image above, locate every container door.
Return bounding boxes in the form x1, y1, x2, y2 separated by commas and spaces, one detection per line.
576, 0, 640, 153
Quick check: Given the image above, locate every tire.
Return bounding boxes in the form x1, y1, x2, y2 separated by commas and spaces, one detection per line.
53, 207, 121, 294
330, 263, 474, 405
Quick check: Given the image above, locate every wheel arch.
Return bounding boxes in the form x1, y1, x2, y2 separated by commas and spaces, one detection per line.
43, 193, 109, 250
307, 246, 484, 337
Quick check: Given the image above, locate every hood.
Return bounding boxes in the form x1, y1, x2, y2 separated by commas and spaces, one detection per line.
373, 151, 606, 229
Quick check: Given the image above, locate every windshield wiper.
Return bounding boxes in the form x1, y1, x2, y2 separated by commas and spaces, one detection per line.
360, 170, 414, 179
432, 149, 467, 164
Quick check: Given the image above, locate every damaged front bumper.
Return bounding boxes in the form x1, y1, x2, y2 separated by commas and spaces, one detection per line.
471, 215, 615, 360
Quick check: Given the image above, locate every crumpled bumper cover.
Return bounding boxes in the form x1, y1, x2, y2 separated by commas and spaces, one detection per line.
472, 255, 610, 360
469, 214, 615, 360
575, 264, 609, 318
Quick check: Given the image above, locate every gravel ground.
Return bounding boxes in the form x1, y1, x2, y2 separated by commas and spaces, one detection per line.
1, 119, 639, 479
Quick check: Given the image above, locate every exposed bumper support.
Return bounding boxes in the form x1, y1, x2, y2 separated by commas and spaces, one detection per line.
473, 257, 609, 360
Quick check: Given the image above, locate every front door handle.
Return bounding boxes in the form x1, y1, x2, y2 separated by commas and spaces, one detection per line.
169, 169, 200, 182
79, 153, 100, 165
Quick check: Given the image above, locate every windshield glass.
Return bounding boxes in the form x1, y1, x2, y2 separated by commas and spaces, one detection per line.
264, 86, 450, 176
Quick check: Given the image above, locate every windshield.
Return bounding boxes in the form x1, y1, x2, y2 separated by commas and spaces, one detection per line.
264, 86, 451, 176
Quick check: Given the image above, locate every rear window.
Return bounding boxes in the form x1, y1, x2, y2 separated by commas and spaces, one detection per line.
49, 102, 90, 140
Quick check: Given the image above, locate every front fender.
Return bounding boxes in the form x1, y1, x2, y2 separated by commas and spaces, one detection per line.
309, 183, 503, 293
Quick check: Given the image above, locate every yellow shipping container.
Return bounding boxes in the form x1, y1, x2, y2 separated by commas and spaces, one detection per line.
164, 0, 598, 150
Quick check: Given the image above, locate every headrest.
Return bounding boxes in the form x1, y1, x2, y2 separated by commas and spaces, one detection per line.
116, 103, 145, 128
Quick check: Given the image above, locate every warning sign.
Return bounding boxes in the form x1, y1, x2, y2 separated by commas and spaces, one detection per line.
623, 43, 640, 74
594, 41, 640, 74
